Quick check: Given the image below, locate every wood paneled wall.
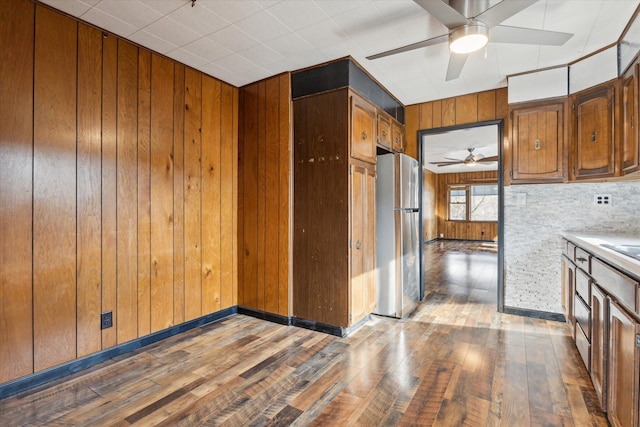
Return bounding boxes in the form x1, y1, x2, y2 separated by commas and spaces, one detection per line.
405, 88, 509, 160
0, 1, 238, 384
405, 88, 508, 242
238, 75, 291, 317
423, 168, 438, 242
436, 172, 499, 241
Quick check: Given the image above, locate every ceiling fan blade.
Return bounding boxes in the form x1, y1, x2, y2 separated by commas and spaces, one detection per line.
444, 157, 464, 161
413, 0, 468, 29
476, 156, 499, 162
366, 34, 448, 60
475, 0, 537, 28
429, 161, 463, 165
445, 53, 468, 81
489, 25, 573, 46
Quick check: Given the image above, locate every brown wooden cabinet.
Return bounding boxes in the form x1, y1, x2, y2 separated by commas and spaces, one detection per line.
351, 93, 376, 163
350, 161, 376, 324
293, 88, 377, 332
510, 101, 565, 183
607, 300, 640, 427
392, 119, 404, 153
377, 112, 392, 151
621, 61, 640, 175
571, 83, 616, 180
562, 254, 576, 336
591, 283, 608, 411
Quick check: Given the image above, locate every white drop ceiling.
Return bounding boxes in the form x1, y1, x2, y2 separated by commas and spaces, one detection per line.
39, 0, 640, 106
422, 124, 499, 174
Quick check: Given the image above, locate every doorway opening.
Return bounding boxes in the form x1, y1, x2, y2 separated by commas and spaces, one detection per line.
417, 120, 504, 312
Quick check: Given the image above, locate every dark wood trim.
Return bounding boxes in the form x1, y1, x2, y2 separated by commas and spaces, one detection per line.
291, 315, 371, 338
0, 307, 237, 399
237, 306, 291, 326
503, 306, 566, 322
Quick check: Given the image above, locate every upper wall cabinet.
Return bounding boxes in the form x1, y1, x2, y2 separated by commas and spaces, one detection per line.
351, 93, 376, 163
391, 119, 404, 153
621, 60, 640, 175
377, 112, 392, 151
571, 82, 616, 180
510, 101, 566, 183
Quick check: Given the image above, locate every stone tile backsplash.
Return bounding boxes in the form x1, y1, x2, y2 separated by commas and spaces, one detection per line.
504, 180, 640, 313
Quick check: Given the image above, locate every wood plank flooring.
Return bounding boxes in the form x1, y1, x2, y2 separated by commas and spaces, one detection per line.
0, 240, 606, 426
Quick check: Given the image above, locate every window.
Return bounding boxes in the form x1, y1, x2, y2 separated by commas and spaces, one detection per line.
448, 184, 498, 221
448, 186, 467, 220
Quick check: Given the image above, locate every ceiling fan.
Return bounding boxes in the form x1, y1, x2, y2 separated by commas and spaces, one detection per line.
366, 0, 573, 81
429, 147, 498, 167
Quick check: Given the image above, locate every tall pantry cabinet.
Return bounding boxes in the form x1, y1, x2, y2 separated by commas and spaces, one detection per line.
292, 88, 376, 331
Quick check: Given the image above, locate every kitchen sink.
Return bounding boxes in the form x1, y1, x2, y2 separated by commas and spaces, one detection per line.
601, 244, 640, 262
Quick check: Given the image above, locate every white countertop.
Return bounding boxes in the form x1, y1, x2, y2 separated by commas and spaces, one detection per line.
562, 232, 640, 280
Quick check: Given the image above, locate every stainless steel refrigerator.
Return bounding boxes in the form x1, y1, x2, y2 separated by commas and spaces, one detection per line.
375, 153, 420, 318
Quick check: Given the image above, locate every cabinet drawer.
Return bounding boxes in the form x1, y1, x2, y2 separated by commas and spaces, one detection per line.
574, 247, 591, 272
575, 268, 591, 303
575, 321, 591, 371
574, 293, 591, 341
592, 257, 638, 314
567, 242, 576, 259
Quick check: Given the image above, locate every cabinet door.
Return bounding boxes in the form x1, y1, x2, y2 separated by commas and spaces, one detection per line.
350, 163, 376, 325
392, 120, 404, 153
573, 84, 615, 180
591, 284, 608, 411
351, 94, 376, 164
561, 255, 575, 336
377, 113, 391, 150
622, 63, 639, 174
607, 300, 640, 427
365, 166, 376, 313
511, 102, 565, 183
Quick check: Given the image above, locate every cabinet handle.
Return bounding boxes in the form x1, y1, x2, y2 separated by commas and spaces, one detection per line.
361, 130, 368, 140
382, 129, 387, 137
576, 257, 587, 262
534, 139, 541, 150
356, 240, 362, 250
591, 131, 597, 142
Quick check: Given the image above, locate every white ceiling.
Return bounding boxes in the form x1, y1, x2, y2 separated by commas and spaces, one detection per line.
39, 0, 639, 106
422, 124, 499, 174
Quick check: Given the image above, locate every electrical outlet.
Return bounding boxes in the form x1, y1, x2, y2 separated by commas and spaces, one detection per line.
593, 194, 612, 206
101, 311, 113, 330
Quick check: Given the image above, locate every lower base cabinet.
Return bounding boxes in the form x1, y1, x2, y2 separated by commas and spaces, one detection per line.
590, 284, 608, 411
607, 300, 640, 427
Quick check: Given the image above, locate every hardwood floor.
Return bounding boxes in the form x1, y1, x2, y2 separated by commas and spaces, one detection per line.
0, 240, 606, 426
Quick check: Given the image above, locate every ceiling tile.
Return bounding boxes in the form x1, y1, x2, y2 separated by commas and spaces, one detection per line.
239, 43, 285, 66
296, 19, 350, 49
144, 15, 202, 47
38, 0, 94, 16
235, 9, 291, 42
140, 0, 186, 16
167, 2, 230, 36
266, 0, 329, 31
183, 36, 234, 61
263, 32, 314, 57
205, 25, 260, 52
313, 0, 372, 18
128, 30, 178, 54
94, 1, 163, 29
166, 47, 209, 68
81, 6, 139, 37
197, 0, 263, 23
215, 53, 260, 74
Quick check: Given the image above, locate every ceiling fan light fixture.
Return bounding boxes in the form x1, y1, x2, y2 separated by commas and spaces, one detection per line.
449, 23, 488, 54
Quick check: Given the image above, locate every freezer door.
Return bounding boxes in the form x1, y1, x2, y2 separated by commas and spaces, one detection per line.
398, 210, 420, 317
398, 154, 419, 209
